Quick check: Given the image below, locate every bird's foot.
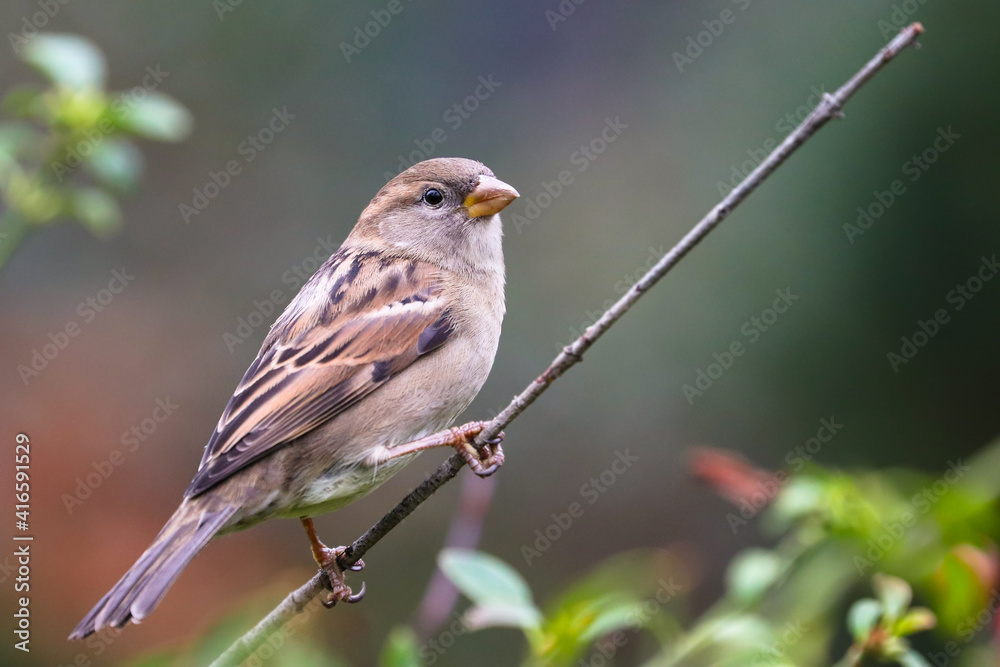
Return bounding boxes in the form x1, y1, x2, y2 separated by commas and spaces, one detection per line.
318, 546, 366, 608
300, 517, 365, 607
449, 421, 505, 478
380, 421, 505, 476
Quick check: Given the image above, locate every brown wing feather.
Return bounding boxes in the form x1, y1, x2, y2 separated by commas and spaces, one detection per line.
185, 249, 451, 498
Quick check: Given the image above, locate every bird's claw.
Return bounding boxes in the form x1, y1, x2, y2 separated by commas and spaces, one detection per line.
453, 425, 505, 478
321, 580, 366, 608
345, 581, 366, 603
470, 442, 505, 477
318, 546, 366, 608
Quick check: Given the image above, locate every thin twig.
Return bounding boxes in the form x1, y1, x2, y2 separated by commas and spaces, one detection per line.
211, 23, 925, 666
209, 577, 326, 667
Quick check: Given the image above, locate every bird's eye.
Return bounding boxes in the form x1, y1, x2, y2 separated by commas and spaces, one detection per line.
422, 188, 444, 207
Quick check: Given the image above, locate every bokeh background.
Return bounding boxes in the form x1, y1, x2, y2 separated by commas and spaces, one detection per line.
2, 1, 999, 665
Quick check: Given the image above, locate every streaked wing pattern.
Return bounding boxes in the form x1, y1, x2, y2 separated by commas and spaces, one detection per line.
185, 250, 452, 498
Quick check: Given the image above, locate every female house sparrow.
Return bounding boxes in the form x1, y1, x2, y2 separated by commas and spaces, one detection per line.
70, 157, 519, 638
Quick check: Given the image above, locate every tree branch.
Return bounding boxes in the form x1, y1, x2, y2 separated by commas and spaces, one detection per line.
210, 23, 925, 667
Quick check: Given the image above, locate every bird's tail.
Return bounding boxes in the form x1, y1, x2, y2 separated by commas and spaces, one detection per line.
69, 499, 236, 639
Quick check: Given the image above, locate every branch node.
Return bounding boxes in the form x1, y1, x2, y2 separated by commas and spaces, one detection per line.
822, 93, 845, 119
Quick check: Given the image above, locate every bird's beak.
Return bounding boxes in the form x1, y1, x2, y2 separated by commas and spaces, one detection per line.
464, 175, 520, 218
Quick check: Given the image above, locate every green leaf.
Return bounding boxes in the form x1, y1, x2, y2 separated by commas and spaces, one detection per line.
898, 649, 932, 667
544, 549, 685, 617
50, 86, 109, 129
710, 614, 774, 649
932, 550, 988, 632
439, 549, 535, 609
0, 124, 40, 170
578, 599, 642, 642
86, 139, 143, 191
726, 549, 783, 603
874, 574, 912, 622
71, 188, 121, 237
1, 86, 45, 117
537, 597, 638, 666
772, 476, 826, 522
465, 601, 543, 631
7, 170, 63, 222
22, 34, 107, 90
847, 598, 882, 642
536, 549, 683, 665
116, 92, 193, 141
895, 607, 936, 637
379, 627, 421, 667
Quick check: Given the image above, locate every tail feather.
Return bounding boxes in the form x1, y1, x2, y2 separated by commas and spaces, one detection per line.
94, 535, 173, 629
132, 511, 233, 620
70, 501, 236, 639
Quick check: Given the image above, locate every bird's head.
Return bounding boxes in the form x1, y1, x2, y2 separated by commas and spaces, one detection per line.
352, 157, 519, 272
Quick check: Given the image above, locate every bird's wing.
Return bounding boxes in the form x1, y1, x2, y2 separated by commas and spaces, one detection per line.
185, 248, 453, 498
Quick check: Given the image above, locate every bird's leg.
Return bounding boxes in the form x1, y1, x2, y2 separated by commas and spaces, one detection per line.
299, 517, 365, 607
381, 421, 505, 477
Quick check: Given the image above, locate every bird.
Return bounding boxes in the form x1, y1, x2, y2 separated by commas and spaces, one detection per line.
70, 157, 519, 639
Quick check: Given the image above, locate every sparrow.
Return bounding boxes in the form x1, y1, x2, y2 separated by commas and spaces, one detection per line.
70, 157, 519, 639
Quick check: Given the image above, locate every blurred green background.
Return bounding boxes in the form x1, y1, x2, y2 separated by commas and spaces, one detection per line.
2, 0, 999, 665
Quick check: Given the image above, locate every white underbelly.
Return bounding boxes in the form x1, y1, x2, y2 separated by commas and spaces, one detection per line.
280, 451, 419, 519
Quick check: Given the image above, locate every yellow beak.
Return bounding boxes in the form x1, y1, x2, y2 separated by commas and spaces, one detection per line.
464, 175, 520, 218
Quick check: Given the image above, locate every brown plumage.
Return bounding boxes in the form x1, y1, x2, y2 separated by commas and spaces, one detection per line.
70, 157, 518, 639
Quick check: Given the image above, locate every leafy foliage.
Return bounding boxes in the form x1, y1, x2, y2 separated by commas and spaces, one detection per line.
0, 33, 191, 271
422, 438, 1000, 666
